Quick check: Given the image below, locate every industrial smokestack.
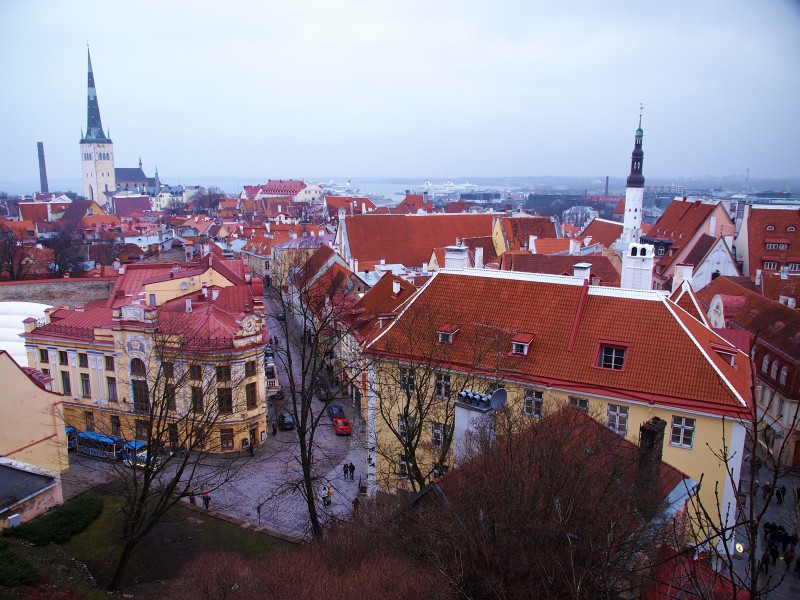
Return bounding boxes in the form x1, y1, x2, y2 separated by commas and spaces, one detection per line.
37, 142, 49, 193
604, 176, 609, 198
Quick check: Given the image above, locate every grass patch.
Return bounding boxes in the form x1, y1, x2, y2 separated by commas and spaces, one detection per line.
65, 495, 294, 592
0, 539, 37, 587
3, 496, 103, 546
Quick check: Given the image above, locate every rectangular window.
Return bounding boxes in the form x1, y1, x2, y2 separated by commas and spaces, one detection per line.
61, 371, 71, 395
569, 396, 589, 412
221, 428, 234, 450
398, 414, 415, 443
400, 368, 415, 394
790, 263, 800, 271
168, 424, 179, 450
84, 411, 94, 431
165, 383, 176, 411
432, 422, 451, 450
59, 351, 68, 366
107, 377, 118, 402
670, 416, 696, 448
245, 360, 256, 378
105, 355, 115, 371
511, 342, 529, 356
39, 348, 49, 363
132, 379, 149, 412
218, 387, 233, 413
190, 364, 202, 380
80, 373, 91, 398
42, 368, 49, 376
438, 332, 453, 344
78, 353, 88, 368
136, 420, 149, 439
524, 389, 543, 418
191, 386, 203, 413
216, 365, 231, 382
606, 404, 629, 435
766, 243, 779, 250
110, 415, 121, 437
598, 346, 626, 370
398, 455, 410, 480
764, 261, 778, 270
246, 382, 258, 409
434, 373, 451, 399
163, 362, 174, 379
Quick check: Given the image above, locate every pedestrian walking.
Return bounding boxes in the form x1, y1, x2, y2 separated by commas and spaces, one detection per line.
348, 462, 355, 480
343, 464, 349, 479
776, 485, 785, 505
272, 422, 278, 436
327, 486, 334, 505
785, 548, 795, 571
202, 492, 211, 510
189, 494, 196, 506
760, 551, 771, 573
352, 496, 360, 513
762, 483, 772, 501
770, 544, 779, 566
321, 485, 329, 506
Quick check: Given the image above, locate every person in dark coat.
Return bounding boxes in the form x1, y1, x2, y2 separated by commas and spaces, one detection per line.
348, 462, 355, 480
202, 492, 211, 510
770, 544, 780, 566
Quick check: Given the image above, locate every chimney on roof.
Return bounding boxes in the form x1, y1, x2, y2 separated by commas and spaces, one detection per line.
119, 265, 125, 275
671, 264, 695, 293
444, 245, 469, 270
212, 288, 220, 300
474, 247, 484, 269
392, 280, 401, 295
528, 235, 537, 254
636, 417, 667, 520
113, 259, 120, 270
621, 243, 655, 291
353, 258, 359, 273
202, 243, 210, 258
569, 238, 581, 256
573, 262, 592, 281
362, 202, 367, 215
605, 176, 609, 197
185, 299, 192, 313
202, 282, 208, 297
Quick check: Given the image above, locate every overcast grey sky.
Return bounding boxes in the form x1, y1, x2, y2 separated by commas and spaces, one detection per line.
1, 0, 799, 186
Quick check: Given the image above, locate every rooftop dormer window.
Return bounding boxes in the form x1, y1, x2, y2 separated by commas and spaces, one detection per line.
766, 225, 775, 231
437, 324, 461, 345
597, 344, 627, 370
788, 226, 796, 232
511, 333, 535, 356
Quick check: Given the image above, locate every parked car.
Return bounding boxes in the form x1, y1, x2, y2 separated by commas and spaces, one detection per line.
317, 386, 332, 402
327, 404, 345, 420
278, 411, 295, 430
332, 417, 352, 436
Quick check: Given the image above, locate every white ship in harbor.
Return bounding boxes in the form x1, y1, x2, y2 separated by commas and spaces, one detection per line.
324, 179, 361, 195
394, 180, 479, 197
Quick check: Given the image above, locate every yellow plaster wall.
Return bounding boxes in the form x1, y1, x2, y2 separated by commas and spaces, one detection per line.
0, 352, 69, 472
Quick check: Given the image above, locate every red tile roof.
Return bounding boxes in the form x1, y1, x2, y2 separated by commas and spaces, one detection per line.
498, 254, 621, 286
324, 196, 377, 219
580, 218, 622, 248
369, 270, 750, 414
348, 272, 418, 343
392, 193, 434, 214
501, 216, 560, 250
18, 203, 48, 223
342, 214, 496, 268
744, 205, 800, 277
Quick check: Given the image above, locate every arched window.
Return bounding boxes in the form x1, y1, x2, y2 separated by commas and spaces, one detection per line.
631, 247, 638, 257
131, 358, 147, 377
788, 226, 796, 232
762, 355, 770, 373
766, 225, 775, 231
780, 367, 788, 386
640, 247, 647, 256
770, 361, 779, 380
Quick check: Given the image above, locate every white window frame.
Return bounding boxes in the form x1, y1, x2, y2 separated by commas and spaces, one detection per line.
780, 366, 788, 386
762, 355, 770, 373
771, 361, 779, 380
432, 422, 448, 450
438, 332, 453, 344
606, 404, 629, 435
598, 346, 626, 370
400, 368, 416, 394
764, 261, 778, 270
398, 414, 415, 443
434, 373, 451, 399
511, 342, 529, 356
670, 416, 696, 448
524, 389, 543, 418
398, 455, 410, 480
569, 396, 589, 412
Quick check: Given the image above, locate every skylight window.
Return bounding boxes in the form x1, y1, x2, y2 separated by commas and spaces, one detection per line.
598, 345, 627, 370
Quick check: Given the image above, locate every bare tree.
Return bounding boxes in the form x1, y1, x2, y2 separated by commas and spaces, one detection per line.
69, 311, 252, 590
0, 228, 32, 280
677, 334, 800, 598
368, 312, 511, 493
265, 250, 368, 539
42, 223, 83, 276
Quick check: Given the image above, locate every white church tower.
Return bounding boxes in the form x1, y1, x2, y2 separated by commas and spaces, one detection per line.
79, 48, 115, 205
620, 113, 645, 245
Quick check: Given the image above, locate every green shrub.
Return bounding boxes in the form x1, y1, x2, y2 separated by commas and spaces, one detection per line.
2, 496, 104, 546
0, 539, 38, 587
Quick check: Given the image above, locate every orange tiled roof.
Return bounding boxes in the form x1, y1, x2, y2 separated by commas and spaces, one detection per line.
649, 200, 717, 243
499, 254, 620, 286
342, 213, 496, 268
745, 206, 800, 277
369, 270, 750, 414
501, 216, 560, 250
580, 218, 622, 248
325, 196, 376, 218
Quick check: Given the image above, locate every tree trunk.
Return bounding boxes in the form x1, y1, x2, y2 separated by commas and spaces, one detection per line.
108, 538, 137, 591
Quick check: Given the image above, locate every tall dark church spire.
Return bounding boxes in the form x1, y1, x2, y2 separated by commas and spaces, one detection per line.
82, 47, 111, 143
626, 106, 645, 189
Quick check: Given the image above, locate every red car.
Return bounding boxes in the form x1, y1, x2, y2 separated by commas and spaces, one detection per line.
332, 417, 351, 436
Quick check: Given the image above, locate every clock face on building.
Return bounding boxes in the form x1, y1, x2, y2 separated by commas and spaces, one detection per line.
243, 316, 256, 333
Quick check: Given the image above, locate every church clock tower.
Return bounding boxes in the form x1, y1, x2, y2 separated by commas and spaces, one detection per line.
80, 48, 115, 205
620, 110, 645, 245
